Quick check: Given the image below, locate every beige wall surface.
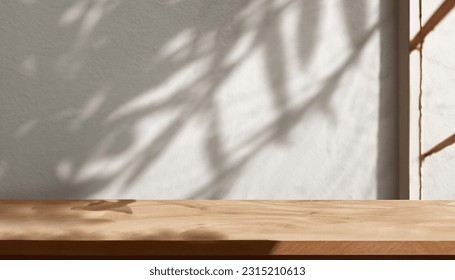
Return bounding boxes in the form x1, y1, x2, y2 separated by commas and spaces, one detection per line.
0, 0, 398, 199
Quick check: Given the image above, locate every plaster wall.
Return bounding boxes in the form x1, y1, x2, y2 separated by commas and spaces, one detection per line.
0, 0, 398, 199
418, 0, 455, 199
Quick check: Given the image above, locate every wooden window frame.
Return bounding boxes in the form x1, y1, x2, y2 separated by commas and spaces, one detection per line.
3, 1, 455, 258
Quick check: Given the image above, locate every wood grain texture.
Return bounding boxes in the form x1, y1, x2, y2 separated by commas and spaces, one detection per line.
1, 200, 455, 241
2, 241, 455, 258
2, 201, 455, 256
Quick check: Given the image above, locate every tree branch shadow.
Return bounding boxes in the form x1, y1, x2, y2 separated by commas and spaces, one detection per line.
0, 0, 398, 199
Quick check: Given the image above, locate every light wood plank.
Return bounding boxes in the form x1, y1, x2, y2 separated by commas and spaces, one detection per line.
1, 200, 455, 242
3, 200, 455, 257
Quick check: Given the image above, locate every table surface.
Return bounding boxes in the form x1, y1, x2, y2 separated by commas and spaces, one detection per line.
1, 200, 455, 257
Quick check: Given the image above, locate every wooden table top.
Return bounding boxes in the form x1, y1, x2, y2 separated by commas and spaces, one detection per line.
1, 200, 455, 257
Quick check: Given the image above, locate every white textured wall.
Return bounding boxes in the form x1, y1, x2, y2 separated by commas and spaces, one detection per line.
0, 0, 398, 199
418, 0, 455, 199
